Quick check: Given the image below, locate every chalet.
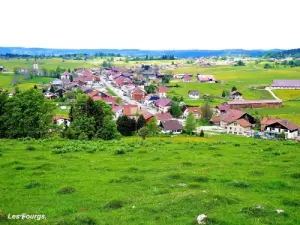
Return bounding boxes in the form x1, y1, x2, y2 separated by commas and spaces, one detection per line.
182, 107, 201, 119
261, 118, 300, 139
60, 72, 72, 80
121, 84, 135, 96
218, 109, 255, 129
270, 80, 300, 90
215, 104, 231, 115
158, 87, 168, 98
160, 120, 183, 134
115, 77, 132, 87
131, 87, 146, 102
53, 115, 70, 127
155, 112, 173, 125
142, 112, 154, 123
182, 74, 191, 82
154, 98, 172, 113
92, 96, 115, 105
197, 74, 216, 83
188, 90, 200, 99
225, 100, 282, 109
44, 92, 57, 99
229, 91, 243, 100
73, 76, 94, 86
112, 105, 124, 120
226, 118, 253, 136
0, 66, 4, 72
123, 104, 142, 118
142, 71, 157, 80
174, 74, 185, 79
52, 79, 63, 87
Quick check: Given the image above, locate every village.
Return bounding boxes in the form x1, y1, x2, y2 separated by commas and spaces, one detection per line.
3, 59, 297, 141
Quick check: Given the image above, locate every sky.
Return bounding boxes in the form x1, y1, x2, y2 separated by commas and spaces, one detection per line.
0, 0, 299, 50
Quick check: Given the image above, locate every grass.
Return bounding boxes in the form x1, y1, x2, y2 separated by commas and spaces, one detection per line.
0, 136, 300, 224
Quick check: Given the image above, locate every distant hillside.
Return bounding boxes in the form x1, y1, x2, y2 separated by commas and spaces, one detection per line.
265, 48, 300, 59
0, 47, 280, 58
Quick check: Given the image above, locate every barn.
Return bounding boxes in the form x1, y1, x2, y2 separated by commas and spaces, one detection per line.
270, 80, 300, 90
225, 100, 282, 109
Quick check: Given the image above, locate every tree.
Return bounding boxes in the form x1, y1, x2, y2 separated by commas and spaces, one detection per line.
137, 115, 146, 130
170, 102, 182, 118
222, 90, 228, 98
144, 85, 156, 94
147, 117, 158, 134
234, 60, 245, 66
34, 85, 38, 89
184, 113, 196, 134
70, 75, 73, 82
1, 89, 54, 138
138, 127, 149, 140
162, 75, 170, 84
11, 75, 18, 87
117, 115, 133, 136
97, 116, 120, 140
199, 129, 205, 137
200, 102, 213, 122
264, 63, 272, 69
231, 86, 237, 92
49, 85, 55, 93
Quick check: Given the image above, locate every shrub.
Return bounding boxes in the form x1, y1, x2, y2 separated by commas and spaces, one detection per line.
86, 149, 96, 154
282, 199, 300, 207
104, 200, 123, 210
25, 181, 40, 189
25, 146, 36, 151
167, 173, 182, 180
15, 166, 26, 170
188, 183, 201, 189
114, 149, 125, 155
291, 173, 300, 179
240, 206, 267, 217
57, 186, 76, 194
231, 181, 251, 188
75, 215, 97, 225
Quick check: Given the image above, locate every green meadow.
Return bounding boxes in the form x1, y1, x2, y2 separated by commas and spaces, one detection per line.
0, 136, 300, 225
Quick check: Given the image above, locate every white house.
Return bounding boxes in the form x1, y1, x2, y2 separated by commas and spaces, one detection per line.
188, 90, 200, 99
53, 116, 70, 127
158, 87, 168, 98
262, 118, 300, 139
227, 119, 252, 136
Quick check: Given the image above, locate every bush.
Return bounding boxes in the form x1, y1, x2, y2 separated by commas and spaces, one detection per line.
193, 176, 209, 182
14, 166, 26, 170
114, 149, 125, 155
25, 146, 36, 151
75, 215, 97, 225
25, 181, 40, 189
104, 200, 123, 210
282, 199, 300, 207
231, 181, 251, 188
57, 186, 76, 194
291, 173, 300, 179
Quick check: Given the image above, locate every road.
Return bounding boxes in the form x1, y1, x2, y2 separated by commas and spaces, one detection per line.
265, 87, 281, 100
99, 77, 158, 114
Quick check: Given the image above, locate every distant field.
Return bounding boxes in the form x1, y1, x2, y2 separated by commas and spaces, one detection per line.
1, 136, 300, 224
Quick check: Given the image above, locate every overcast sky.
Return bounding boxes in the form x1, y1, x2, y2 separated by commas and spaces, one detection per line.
1, 0, 299, 50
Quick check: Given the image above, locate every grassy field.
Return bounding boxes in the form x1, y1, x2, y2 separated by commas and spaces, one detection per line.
0, 136, 300, 224
0, 73, 54, 91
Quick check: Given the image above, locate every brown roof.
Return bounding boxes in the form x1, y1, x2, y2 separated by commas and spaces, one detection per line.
220, 109, 246, 123
266, 119, 300, 131
187, 107, 201, 115
161, 120, 183, 131
123, 104, 141, 116
158, 87, 168, 93
142, 112, 154, 120
235, 118, 252, 128
155, 99, 172, 107
155, 112, 172, 121
227, 100, 282, 105
210, 115, 221, 123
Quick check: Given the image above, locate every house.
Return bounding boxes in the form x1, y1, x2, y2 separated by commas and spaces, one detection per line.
52, 79, 63, 87
215, 104, 231, 115
229, 91, 243, 100
188, 90, 200, 99
60, 72, 72, 80
144, 95, 160, 106
225, 100, 282, 109
197, 74, 216, 83
0, 66, 4, 72
174, 74, 185, 79
121, 84, 135, 96
226, 118, 253, 136
270, 80, 300, 90
44, 92, 57, 99
131, 87, 146, 102
182, 74, 191, 82
183, 107, 201, 119
92, 96, 115, 105
154, 98, 172, 113
112, 105, 124, 120
155, 112, 173, 124
218, 109, 255, 129
142, 112, 154, 123
73, 76, 94, 86
53, 115, 70, 127
123, 104, 142, 118
160, 120, 183, 134
261, 118, 300, 139
158, 87, 168, 98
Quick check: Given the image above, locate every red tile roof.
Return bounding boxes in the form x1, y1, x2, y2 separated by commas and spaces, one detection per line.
88, 90, 100, 97
235, 118, 252, 128
187, 107, 201, 115
158, 87, 168, 93
155, 98, 172, 107
220, 109, 246, 123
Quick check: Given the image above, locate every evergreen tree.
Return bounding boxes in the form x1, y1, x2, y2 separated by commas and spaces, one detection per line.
184, 113, 196, 134
231, 86, 237, 92
49, 85, 55, 93
170, 102, 182, 118
199, 129, 205, 137
70, 75, 73, 82
200, 102, 213, 122
117, 115, 133, 136
137, 115, 146, 130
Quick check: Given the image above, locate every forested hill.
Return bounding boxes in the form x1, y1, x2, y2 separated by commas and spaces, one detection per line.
0, 47, 280, 58
265, 48, 300, 59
